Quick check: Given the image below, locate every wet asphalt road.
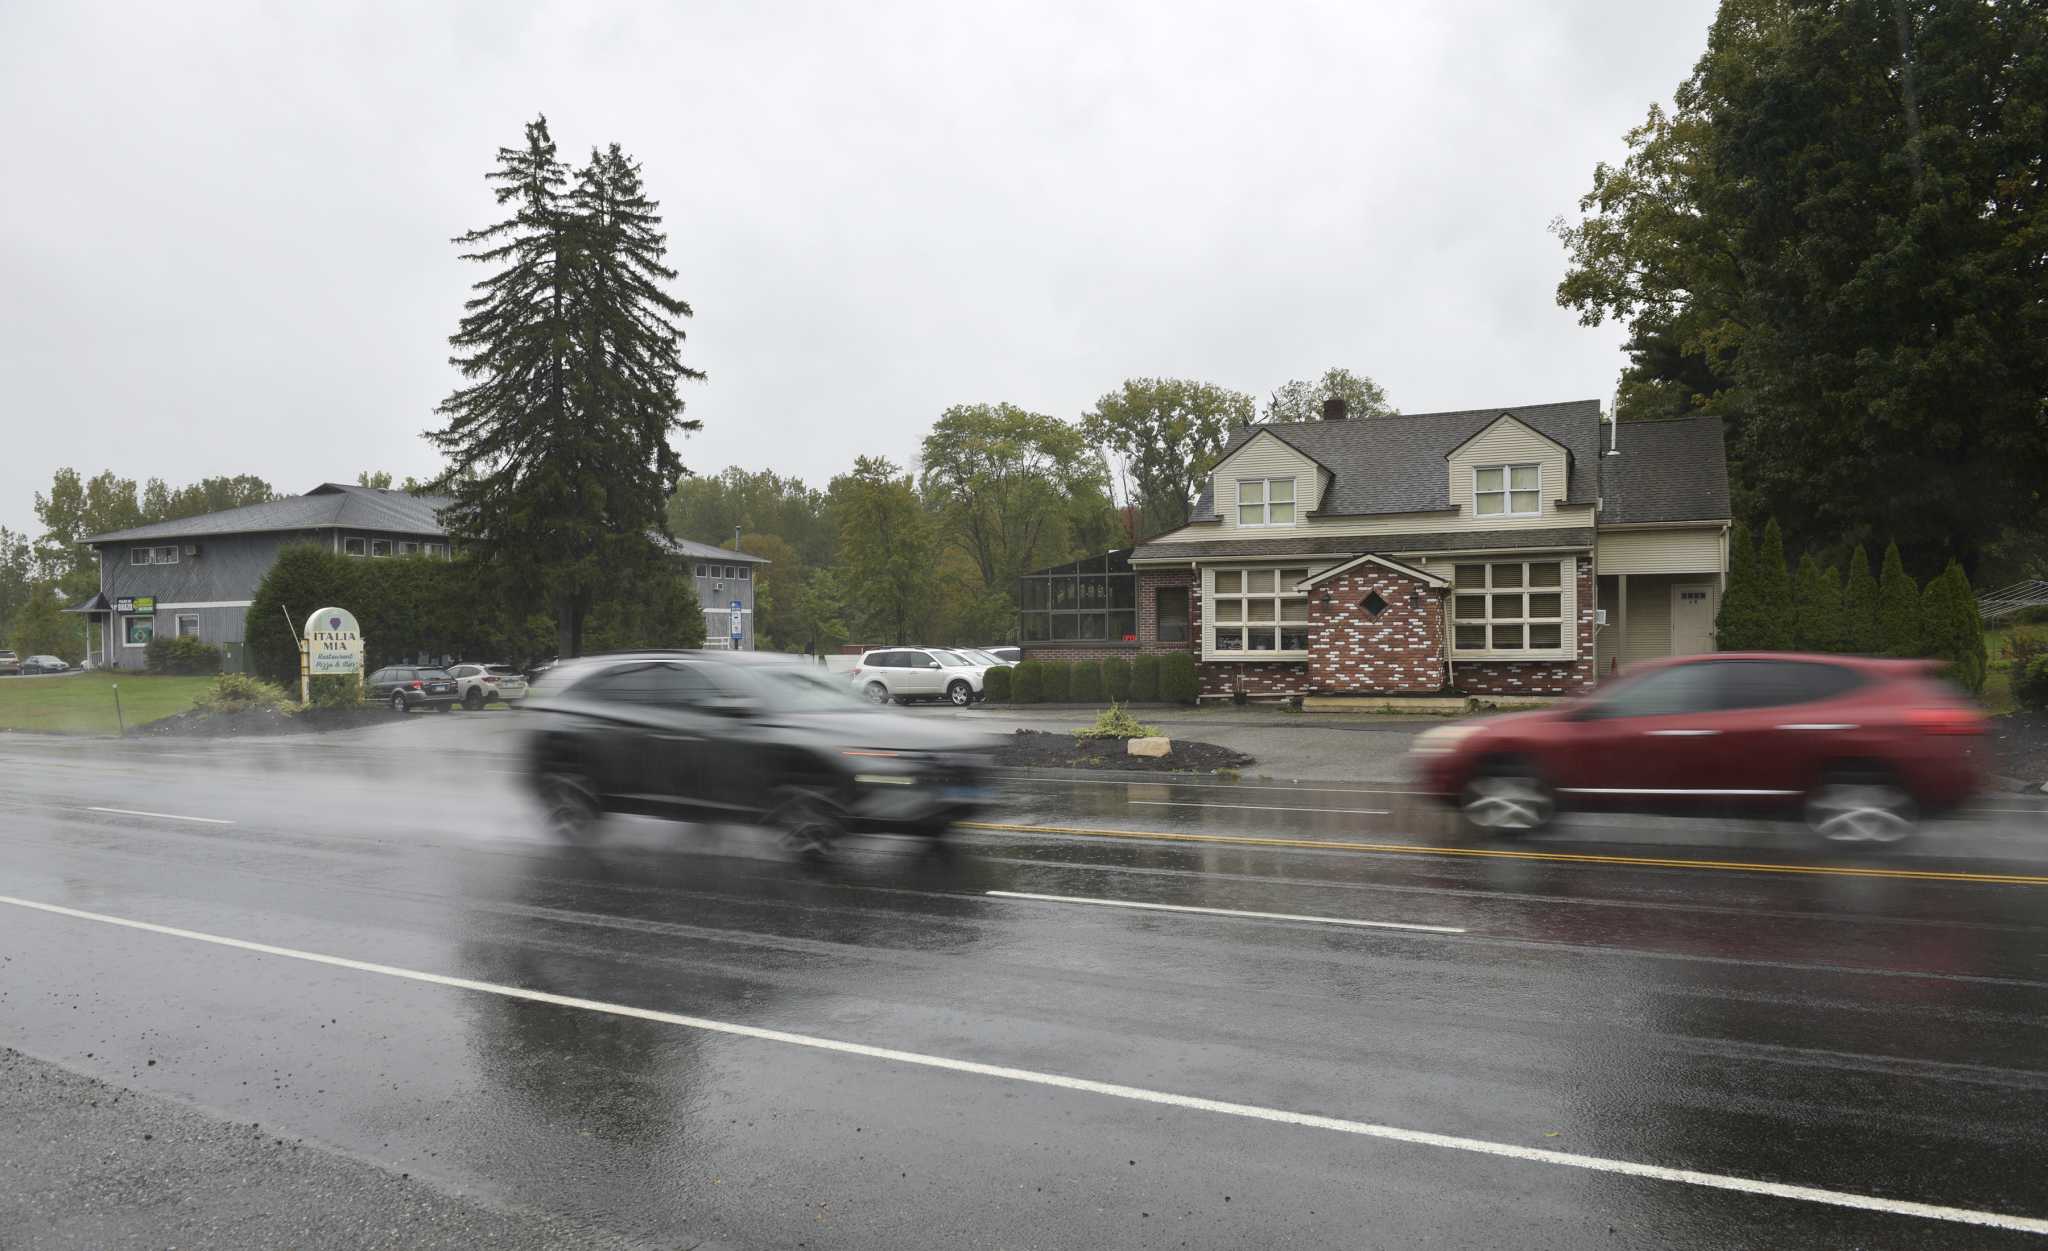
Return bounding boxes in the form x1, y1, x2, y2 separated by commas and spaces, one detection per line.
4, 716, 2048, 1249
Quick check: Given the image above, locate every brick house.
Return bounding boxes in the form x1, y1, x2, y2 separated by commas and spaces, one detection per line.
1017, 399, 1730, 702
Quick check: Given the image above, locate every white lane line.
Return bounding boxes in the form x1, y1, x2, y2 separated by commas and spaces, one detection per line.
1131, 800, 1391, 816
1, 894, 2043, 1238
985, 890, 1464, 933
83, 807, 234, 825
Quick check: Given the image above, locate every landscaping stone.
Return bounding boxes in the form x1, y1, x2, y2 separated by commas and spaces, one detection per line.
1126, 736, 1171, 758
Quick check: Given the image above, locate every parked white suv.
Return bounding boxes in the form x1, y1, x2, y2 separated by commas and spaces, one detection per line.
849, 647, 989, 706
447, 663, 529, 709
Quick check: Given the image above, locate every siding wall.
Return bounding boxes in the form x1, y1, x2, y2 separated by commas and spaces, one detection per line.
1215, 433, 1317, 534
1443, 418, 1575, 530
1595, 527, 1724, 575
690, 557, 759, 649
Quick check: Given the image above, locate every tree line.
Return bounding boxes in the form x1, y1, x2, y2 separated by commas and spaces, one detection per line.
1716, 520, 1988, 692
1553, 0, 2047, 585
667, 367, 1397, 653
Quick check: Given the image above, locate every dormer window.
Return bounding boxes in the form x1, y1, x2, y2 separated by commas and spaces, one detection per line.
1237, 478, 1295, 527
1475, 464, 1540, 517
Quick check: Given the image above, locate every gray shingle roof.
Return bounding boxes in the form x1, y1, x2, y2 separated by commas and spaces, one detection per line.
658, 535, 770, 564
1596, 416, 1731, 524
1190, 399, 1604, 520
1131, 526, 1595, 562
83, 483, 451, 544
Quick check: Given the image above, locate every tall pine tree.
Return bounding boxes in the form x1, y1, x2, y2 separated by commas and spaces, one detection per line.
1791, 555, 1845, 653
1714, 520, 1765, 649
1920, 562, 1987, 694
428, 119, 703, 657
1841, 544, 1880, 653
1877, 541, 1921, 657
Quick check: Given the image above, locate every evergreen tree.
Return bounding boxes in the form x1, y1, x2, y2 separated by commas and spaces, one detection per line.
427, 118, 702, 657
1877, 541, 1921, 657
1714, 520, 1765, 648
1920, 562, 1987, 694
1754, 518, 1794, 650
1790, 554, 1845, 652
1841, 544, 1880, 653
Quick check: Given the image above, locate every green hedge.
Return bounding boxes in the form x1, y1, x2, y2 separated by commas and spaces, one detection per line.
1010, 659, 1043, 704
1104, 657, 1133, 702
145, 634, 224, 676
307, 674, 365, 709
1160, 652, 1199, 704
983, 664, 1013, 702
1071, 659, 1104, 702
1132, 653, 1160, 701
1040, 659, 1073, 702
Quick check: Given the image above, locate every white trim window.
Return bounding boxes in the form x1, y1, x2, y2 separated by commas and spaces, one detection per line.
343, 537, 367, 557
738, 565, 751, 581
131, 545, 179, 565
130, 547, 151, 566
1210, 566, 1310, 655
695, 562, 707, 577
175, 613, 199, 638
397, 541, 419, 556
1474, 464, 1541, 517
1236, 478, 1296, 527
370, 539, 392, 558
122, 615, 154, 647
1452, 560, 1569, 655
423, 542, 447, 559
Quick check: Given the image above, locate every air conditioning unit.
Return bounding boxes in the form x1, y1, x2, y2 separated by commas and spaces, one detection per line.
183, 544, 201, 557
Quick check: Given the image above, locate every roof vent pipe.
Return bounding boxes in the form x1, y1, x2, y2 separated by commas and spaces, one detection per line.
1607, 394, 1619, 454
1322, 396, 1348, 421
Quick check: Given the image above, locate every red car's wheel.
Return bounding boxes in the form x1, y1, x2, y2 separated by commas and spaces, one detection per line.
1459, 758, 1555, 836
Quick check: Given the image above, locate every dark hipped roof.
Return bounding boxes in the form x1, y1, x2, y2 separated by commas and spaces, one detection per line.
83, 483, 452, 544
1597, 416, 1731, 524
1190, 399, 1603, 520
1131, 526, 1596, 562
658, 535, 770, 564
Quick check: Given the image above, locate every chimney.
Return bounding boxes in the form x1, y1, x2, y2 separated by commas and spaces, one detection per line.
1322, 395, 1348, 421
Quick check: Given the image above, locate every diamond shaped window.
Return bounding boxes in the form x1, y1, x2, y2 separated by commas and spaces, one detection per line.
1362, 591, 1389, 617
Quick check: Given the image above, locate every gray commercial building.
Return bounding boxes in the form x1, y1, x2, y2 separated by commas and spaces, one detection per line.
72, 482, 766, 667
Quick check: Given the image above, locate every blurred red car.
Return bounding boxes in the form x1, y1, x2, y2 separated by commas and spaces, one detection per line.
1414, 653, 1983, 844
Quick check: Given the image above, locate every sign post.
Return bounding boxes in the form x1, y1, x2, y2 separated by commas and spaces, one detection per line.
302, 607, 365, 703
729, 599, 743, 650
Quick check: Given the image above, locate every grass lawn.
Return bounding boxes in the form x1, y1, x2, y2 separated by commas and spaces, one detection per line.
0, 673, 215, 735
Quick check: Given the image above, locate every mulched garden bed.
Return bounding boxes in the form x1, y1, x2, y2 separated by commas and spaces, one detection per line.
993, 729, 1254, 773
141, 706, 399, 738
1983, 711, 2048, 789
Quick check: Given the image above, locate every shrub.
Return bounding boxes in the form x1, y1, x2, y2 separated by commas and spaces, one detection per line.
1103, 657, 1134, 702
1070, 660, 1104, 702
192, 673, 296, 716
1842, 545, 1880, 652
145, 634, 225, 676
1791, 556, 1845, 653
1010, 659, 1043, 704
2017, 605, 2048, 626
2003, 628, 2048, 670
982, 664, 1013, 703
1160, 652, 1199, 704
2015, 655, 2048, 712
1040, 660, 1073, 702
1131, 653, 1161, 701
1919, 561, 1987, 694
1072, 702, 1162, 740
307, 674, 365, 709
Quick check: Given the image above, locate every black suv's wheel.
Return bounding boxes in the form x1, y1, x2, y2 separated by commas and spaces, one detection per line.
771, 788, 843, 858
1805, 765, 1917, 845
947, 680, 973, 707
1459, 757, 1555, 836
389, 691, 408, 714
463, 688, 484, 710
862, 681, 891, 705
540, 770, 601, 841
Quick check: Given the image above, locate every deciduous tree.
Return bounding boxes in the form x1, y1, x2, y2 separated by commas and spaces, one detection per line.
1262, 367, 1397, 422
1082, 378, 1253, 540
827, 456, 936, 645
918, 403, 1111, 589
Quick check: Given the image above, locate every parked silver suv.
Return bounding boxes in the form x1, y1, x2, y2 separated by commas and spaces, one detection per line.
448, 663, 529, 709
848, 647, 990, 706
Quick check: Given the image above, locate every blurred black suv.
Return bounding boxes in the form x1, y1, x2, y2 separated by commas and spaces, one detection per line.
521, 651, 998, 851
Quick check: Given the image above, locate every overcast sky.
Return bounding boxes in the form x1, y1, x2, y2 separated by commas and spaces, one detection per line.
0, 1, 1719, 537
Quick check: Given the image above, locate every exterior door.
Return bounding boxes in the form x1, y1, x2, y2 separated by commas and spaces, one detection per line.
899, 651, 945, 698
1670, 583, 1717, 655
1549, 661, 1733, 796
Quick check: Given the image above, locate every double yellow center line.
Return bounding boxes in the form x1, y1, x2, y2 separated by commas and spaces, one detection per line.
958, 821, 2048, 887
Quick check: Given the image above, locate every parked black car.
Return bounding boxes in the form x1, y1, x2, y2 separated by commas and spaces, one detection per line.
521, 651, 997, 852
366, 665, 459, 712
20, 655, 71, 675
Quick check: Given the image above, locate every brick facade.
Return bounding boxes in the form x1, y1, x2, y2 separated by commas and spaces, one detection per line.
1200, 660, 1311, 699
1450, 556, 1598, 697
1306, 564, 1447, 694
1136, 568, 1199, 650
